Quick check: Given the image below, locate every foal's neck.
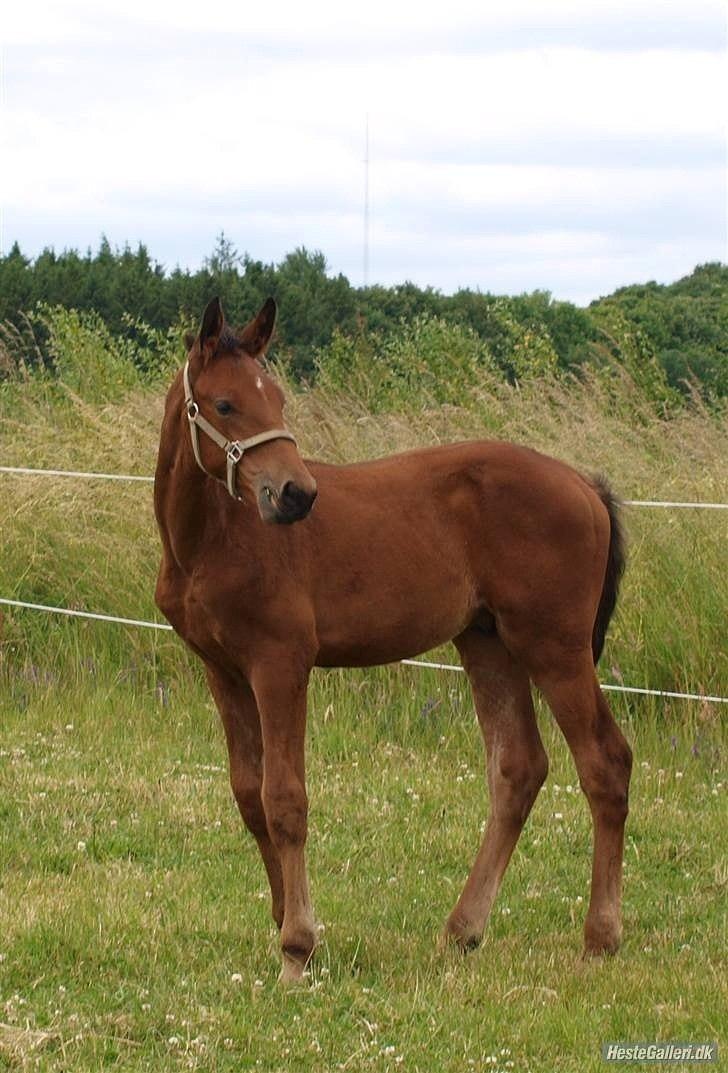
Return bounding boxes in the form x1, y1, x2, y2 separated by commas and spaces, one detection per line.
154, 379, 225, 568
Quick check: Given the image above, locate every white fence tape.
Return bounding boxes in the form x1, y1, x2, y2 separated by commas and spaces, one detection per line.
0, 597, 171, 630
0, 465, 154, 483
623, 499, 728, 510
0, 465, 727, 509
1, 597, 725, 705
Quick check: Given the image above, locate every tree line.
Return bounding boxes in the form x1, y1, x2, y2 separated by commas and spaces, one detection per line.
0, 234, 725, 398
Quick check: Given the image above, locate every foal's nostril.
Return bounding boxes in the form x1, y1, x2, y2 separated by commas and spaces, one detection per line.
279, 480, 316, 520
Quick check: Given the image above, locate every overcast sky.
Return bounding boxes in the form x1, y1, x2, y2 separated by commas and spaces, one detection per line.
2, 0, 726, 303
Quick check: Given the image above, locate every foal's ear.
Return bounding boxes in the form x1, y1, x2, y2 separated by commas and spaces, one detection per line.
238, 298, 277, 359
199, 296, 224, 356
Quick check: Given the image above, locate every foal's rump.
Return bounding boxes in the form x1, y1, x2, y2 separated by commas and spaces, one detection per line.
453, 441, 621, 673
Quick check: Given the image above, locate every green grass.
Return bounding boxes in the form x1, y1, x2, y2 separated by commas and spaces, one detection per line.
0, 327, 726, 1069
1, 673, 725, 1071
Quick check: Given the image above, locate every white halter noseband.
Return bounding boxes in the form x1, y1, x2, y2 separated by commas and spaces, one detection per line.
182, 361, 296, 501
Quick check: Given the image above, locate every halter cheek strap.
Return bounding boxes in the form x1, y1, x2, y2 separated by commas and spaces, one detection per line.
182, 361, 297, 501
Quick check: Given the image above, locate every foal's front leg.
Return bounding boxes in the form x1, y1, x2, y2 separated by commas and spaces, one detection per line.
204, 663, 285, 929
250, 652, 317, 983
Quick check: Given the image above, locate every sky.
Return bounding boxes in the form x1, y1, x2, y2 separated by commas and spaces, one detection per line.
2, 0, 726, 304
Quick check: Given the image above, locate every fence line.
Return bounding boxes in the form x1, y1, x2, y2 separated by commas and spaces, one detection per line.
1, 465, 727, 509
0, 597, 171, 631
622, 499, 728, 510
2, 597, 726, 705
0, 465, 154, 484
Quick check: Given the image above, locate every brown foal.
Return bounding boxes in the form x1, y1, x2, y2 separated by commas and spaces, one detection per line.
154, 297, 632, 983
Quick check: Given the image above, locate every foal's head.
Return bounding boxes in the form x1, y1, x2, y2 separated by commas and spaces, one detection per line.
183, 297, 317, 524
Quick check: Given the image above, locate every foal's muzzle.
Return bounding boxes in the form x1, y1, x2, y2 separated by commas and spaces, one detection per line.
260, 480, 318, 524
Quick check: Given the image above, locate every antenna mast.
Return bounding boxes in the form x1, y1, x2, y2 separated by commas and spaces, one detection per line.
363, 114, 370, 289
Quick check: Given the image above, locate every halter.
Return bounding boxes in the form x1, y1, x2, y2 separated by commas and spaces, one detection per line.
182, 361, 297, 501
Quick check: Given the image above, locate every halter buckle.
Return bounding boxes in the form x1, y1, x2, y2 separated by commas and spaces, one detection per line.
226, 442, 244, 464
186, 400, 199, 420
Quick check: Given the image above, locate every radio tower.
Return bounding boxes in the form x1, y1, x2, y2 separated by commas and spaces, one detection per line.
363, 114, 370, 289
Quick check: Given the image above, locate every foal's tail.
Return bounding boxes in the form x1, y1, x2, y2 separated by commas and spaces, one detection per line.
590, 476, 626, 665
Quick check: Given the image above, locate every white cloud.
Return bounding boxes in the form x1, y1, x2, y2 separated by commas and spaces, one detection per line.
5, 0, 725, 45
1, 0, 725, 299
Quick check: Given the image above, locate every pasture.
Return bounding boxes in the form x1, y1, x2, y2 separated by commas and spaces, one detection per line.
1, 332, 726, 1070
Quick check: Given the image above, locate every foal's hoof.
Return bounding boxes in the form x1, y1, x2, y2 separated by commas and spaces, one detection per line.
278, 954, 310, 986
583, 914, 622, 957
439, 920, 483, 954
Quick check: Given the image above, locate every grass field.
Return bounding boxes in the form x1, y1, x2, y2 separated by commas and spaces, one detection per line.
1, 677, 725, 1071
1, 333, 726, 1070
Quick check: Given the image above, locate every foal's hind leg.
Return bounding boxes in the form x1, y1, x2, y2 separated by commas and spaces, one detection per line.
205, 664, 285, 930
534, 652, 632, 955
443, 629, 548, 950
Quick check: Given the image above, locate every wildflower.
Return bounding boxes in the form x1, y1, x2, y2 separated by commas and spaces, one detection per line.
231, 973, 243, 984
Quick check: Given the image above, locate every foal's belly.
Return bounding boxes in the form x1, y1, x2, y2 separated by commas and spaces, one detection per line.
314, 625, 467, 668
311, 559, 478, 668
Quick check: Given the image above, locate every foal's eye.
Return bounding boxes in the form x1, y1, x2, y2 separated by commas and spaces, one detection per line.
215, 400, 233, 416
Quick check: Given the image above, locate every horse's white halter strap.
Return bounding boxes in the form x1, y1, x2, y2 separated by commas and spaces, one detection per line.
182, 361, 296, 501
